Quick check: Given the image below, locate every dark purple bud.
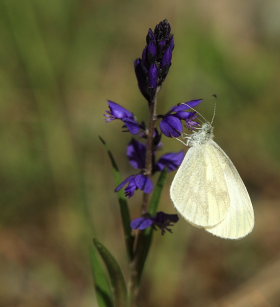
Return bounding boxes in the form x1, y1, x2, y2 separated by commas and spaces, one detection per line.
156, 151, 185, 172
127, 139, 146, 169
147, 41, 157, 63
169, 35, 175, 50
154, 212, 179, 234
141, 47, 148, 68
134, 59, 149, 101
160, 115, 183, 137
148, 63, 158, 89
146, 28, 155, 44
162, 45, 173, 68
134, 19, 174, 102
158, 39, 167, 50
154, 19, 171, 41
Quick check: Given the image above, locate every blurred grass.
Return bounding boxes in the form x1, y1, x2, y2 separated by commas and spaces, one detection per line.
0, 0, 280, 306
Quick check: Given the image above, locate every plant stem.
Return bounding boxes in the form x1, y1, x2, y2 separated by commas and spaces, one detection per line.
141, 94, 158, 214
128, 93, 158, 307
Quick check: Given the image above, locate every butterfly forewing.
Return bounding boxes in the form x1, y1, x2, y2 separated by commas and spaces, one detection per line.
205, 141, 254, 239
170, 143, 230, 227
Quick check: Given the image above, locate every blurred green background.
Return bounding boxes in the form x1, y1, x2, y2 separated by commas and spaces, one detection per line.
1, 0, 280, 306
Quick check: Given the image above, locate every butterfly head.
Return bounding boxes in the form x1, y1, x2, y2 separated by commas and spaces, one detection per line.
187, 122, 214, 147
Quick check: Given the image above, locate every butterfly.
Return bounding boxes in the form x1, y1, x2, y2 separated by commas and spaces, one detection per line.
170, 122, 254, 239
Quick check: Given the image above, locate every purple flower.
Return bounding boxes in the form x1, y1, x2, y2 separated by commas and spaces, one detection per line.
131, 211, 179, 234
159, 99, 203, 137
127, 139, 146, 169
134, 19, 174, 102
160, 115, 183, 137
169, 99, 202, 113
115, 174, 153, 198
104, 100, 142, 134
156, 151, 185, 172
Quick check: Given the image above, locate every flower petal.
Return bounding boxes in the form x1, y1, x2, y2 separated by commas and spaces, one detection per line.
156, 151, 185, 172
134, 59, 149, 100
127, 139, 146, 169
114, 175, 134, 192
123, 118, 141, 135
175, 111, 196, 120
134, 174, 154, 194
131, 216, 154, 230
107, 100, 134, 119
162, 45, 173, 68
170, 99, 203, 113
148, 63, 158, 89
160, 115, 183, 137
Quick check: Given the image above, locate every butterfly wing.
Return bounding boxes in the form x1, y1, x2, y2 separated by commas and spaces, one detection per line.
170, 142, 231, 227
205, 140, 254, 239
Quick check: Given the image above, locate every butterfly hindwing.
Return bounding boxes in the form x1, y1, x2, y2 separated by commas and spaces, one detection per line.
205, 141, 254, 239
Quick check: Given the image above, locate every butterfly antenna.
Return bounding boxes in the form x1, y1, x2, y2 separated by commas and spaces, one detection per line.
181, 103, 208, 123
175, 137, 187, 146
210, 99, 217, 125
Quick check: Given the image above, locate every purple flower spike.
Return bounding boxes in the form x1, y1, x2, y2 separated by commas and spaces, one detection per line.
115, 174, 153, 198
105, 100, 142, 135
134, 19, 174, 102
160, 115, 183, 137
131, 211, 179, 235
156, 151, 185, 172
127, 139, 146, 170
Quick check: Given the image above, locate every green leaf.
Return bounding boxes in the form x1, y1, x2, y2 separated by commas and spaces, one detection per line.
90, 245, 114, 307
134, 169, 168, 283
148, 169, 168, 215
93, 238, 128, 307
99, 136, 134, 260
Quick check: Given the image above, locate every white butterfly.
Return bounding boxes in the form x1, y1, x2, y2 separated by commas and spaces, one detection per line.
170, 122, 254, 239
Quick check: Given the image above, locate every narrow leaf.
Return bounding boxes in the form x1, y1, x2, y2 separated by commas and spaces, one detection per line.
93, 238, 128, 307
149, 169, 168, 215
99, 136, 134, 260
90, 245, 114, 307
135, 169, 168, 283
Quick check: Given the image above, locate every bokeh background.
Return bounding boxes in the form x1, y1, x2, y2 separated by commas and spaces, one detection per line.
1, 0, 280, 306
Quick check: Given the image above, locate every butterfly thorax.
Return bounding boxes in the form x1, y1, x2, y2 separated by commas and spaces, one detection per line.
187, 122, 214, 147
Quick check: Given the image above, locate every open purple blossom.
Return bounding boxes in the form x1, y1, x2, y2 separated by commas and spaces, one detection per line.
159, 99, 203, 137
115, 174, 153, 198
134, 19, 174, 102
131, 211, 179, 235
104, 100, 142, 134
127, 139, 146, 170
155, 151, 185, 172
